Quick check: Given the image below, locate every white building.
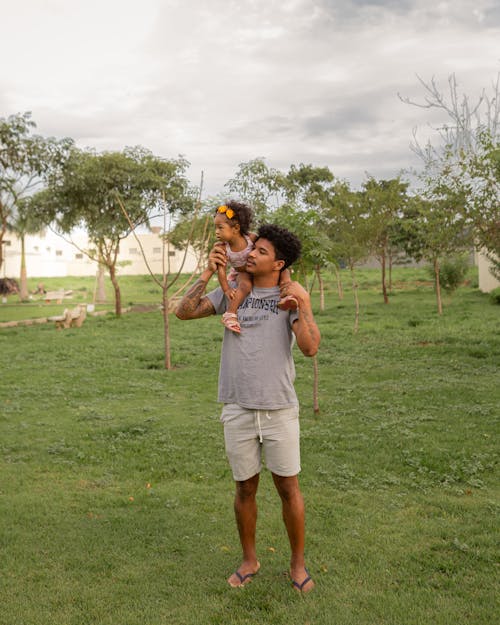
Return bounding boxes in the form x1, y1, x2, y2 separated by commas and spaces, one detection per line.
477, 250, 500, 293
1, 229, 199, 279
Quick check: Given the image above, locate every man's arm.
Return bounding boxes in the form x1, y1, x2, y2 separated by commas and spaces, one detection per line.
284, 281, 321, 357
175, 246, 226, 320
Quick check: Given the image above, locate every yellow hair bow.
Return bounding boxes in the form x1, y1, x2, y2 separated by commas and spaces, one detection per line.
217, 205, 235, 219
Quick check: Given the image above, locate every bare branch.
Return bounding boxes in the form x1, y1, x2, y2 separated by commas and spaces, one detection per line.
48, 224, 99, 262
166, 172, 204, 292
400, 72, 500, 165
115, 193, 163, 288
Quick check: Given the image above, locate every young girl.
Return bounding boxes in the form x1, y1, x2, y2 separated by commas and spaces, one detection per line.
214, 201, 296, 334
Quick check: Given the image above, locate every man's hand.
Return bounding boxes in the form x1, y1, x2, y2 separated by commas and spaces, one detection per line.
284, 280, 321, 357
208, 243, 227, 273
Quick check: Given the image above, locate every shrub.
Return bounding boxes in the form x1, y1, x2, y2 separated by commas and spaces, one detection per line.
489, 287, 500, 305
427, 255, 470, 293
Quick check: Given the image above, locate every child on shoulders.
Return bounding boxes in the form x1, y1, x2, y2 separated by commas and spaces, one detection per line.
214, 200, 296, 334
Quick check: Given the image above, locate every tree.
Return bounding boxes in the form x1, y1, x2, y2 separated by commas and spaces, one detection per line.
224, 158, 282, 224
400, 191, 471, 314
0, 112, 71, 273
8, 196, 47, 300
400, 73, 499, 162
277, 163, 336, 308
325, 181, 372, 333
363, 177, 410, 303
400, 73, 499, 266
458, 131, 500, 271
41, 146, 194, 316
118, 179, 203, 370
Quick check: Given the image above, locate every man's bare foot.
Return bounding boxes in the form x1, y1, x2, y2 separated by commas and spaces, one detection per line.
227, 561, 260, 588
278, 295, 298, 311
290, 566, 315, 593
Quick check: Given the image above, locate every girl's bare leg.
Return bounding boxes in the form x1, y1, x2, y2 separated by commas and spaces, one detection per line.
227, 272, 252, 315
222, 272, 253, 333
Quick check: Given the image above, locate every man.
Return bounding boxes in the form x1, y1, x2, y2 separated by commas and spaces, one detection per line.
176, 222, 320, 593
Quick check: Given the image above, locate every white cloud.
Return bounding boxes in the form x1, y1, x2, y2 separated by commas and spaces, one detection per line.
1, 0, 499, 194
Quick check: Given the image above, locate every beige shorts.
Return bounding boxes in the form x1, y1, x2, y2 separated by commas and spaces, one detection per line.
221, 403, 301, 482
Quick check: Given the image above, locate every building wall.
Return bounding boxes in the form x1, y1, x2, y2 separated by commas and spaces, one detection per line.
477, 250, 500, 293
1, 231, 199, 279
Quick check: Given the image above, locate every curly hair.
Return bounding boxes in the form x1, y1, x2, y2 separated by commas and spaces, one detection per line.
214, 200, 253, 235
256, 224, 301, 269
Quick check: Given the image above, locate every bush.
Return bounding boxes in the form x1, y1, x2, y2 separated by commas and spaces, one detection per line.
427, 255, 470, 293
489, 287, 500, 305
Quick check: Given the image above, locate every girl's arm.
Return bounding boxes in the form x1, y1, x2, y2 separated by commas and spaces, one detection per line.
217, 259, 231, 296
215, 243, 235, 298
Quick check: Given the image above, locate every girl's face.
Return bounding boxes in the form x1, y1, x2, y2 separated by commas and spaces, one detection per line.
214, 213, 240, 242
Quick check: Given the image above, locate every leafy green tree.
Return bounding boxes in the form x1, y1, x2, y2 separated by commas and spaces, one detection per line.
458, 131, 500, 274
41, 146, 194, 316
8, 195, 47, 300
277, 163, 336, 308
400, 191, 471, 314
363, 177, 410, 303
325, 181, 372, 332
224, 158, 282, 224
0, 112, 71, 273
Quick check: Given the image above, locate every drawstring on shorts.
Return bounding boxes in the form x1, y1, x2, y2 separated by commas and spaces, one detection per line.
255, 410, 271, 443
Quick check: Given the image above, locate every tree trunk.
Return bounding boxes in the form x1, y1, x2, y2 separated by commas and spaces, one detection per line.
434, 257, 443, 315
108, 263, 122, 316
313, 355, 320, 414
0, 204, 6, 273
96, 263, 107, 303
334, 264, 344, 300
350, 265, 360, 333
19, 235, 28, 300
315, 265, 325, 311
162, 286, 172, 370
381, 251, 389, 304
388, 251, 393, 291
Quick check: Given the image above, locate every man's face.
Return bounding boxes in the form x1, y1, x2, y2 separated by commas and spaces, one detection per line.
246, 237, 284, 276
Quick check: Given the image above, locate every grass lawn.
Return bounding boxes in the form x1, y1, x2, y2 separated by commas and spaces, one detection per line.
0, 269, 499, 625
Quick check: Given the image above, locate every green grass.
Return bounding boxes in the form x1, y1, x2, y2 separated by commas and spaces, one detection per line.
0, 270, 499, 625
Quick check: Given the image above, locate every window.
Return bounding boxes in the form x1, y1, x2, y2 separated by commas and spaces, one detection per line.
75, 253, 83, 260
3, 240, 11, 246
129, 248, 138, 255
153, 247, 161, 254
33, 245, 39, 252
169, 251, 175, 257
56, 250, 63, 257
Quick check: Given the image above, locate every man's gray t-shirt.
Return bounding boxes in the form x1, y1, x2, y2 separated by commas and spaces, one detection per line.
207, 285, 299, 410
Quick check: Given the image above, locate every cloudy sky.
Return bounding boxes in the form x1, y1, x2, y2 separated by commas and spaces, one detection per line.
1, 0, 499, 196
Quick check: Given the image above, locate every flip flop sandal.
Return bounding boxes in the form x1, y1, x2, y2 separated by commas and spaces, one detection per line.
291, 568, 313, 592
229, 569, 258, 588
222, 312, 241, 334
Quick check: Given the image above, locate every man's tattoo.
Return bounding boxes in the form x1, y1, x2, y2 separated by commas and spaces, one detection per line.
177, 279, 214, 317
